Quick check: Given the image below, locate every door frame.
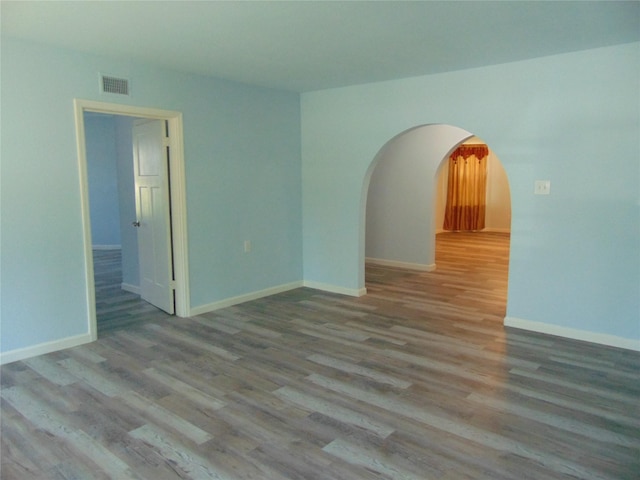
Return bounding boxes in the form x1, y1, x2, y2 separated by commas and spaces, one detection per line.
74, 99, 190, 341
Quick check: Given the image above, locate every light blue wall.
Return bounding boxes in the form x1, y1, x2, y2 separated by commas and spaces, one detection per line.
85, 113, 122, 246
301, 43, 640, 342
0, 37, 302, 354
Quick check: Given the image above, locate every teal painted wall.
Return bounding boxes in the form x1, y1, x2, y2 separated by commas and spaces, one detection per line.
301, 43, 640, 342
0, 38, 302, 353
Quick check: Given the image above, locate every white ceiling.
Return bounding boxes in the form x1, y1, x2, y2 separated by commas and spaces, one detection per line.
2, 1, 639, 92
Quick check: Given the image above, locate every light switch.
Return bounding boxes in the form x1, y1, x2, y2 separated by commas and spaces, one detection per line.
534, 180, 551, 195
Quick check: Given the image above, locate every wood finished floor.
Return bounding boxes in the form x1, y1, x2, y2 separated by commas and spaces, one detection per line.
92, 249, 170, 334
2, 232, 639, 479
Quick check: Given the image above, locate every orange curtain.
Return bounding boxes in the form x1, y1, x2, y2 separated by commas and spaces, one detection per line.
443, 145, 489, 231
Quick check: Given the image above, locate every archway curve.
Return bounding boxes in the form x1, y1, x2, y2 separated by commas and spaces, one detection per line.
359, 123, 511, 296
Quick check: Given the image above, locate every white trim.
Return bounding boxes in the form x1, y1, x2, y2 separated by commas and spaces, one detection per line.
365, 257, 436, 272
92, 244, 121, 250
189, 281, 303, 316
0, 333, 93, 365
504, 316, 640, 352
74, 99, 191, 345
121, 283, 141, 295
303, 281, 367, 297
165, 113, 190, 318
74, 102, 98, 343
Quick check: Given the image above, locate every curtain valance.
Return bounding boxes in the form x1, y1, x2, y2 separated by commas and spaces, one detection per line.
450, 144, 488, 161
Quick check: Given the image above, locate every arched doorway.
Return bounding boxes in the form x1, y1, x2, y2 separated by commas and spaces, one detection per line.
361, 124, 511, 316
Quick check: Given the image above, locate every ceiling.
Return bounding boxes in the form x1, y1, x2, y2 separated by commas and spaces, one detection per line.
2, 1, 639, 92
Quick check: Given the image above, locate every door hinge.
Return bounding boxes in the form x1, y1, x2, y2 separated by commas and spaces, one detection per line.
169, 280, 176, 289
162, 136, 170, 148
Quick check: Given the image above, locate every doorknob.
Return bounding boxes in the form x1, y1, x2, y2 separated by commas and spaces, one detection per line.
132, 221, 141, 227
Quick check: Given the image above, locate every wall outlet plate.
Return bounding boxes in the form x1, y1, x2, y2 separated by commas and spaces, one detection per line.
534, 180, 551, 195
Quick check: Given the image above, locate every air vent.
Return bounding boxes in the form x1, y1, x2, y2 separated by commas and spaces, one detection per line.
100, 75, 130, 96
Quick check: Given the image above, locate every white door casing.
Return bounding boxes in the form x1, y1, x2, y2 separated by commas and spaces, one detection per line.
132, 119, 175, 314
74, 99, 190, 343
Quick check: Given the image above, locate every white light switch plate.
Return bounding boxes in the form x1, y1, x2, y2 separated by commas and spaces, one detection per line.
534, 180, 551, 195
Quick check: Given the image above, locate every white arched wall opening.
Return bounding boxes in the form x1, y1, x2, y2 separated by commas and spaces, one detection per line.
359, 123, 511, 290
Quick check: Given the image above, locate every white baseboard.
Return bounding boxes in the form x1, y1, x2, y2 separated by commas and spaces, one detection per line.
303, 280, 367, 297
190, 281, 303, 316
365, 257, 436, 272
0, 333, 94, 365
504, 317, 640, 352
190, 280, 369, 317
92, 244, 121, 250
121, 283, 141, 295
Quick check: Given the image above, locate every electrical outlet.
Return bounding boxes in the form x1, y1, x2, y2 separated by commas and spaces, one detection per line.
534, 180, 551, 195
244, 240, 251, 253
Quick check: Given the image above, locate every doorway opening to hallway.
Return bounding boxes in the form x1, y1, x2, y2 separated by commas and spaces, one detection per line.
74, 100, 189, 339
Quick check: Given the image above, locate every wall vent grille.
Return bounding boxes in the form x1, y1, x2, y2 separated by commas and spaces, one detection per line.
101, 75, 130, 95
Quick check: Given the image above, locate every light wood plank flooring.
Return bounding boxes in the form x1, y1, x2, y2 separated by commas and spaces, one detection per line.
92, 249, 170, 334
2, 232, 639, 479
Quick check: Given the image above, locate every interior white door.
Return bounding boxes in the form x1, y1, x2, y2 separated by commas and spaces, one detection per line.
132, 119, 175, 314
